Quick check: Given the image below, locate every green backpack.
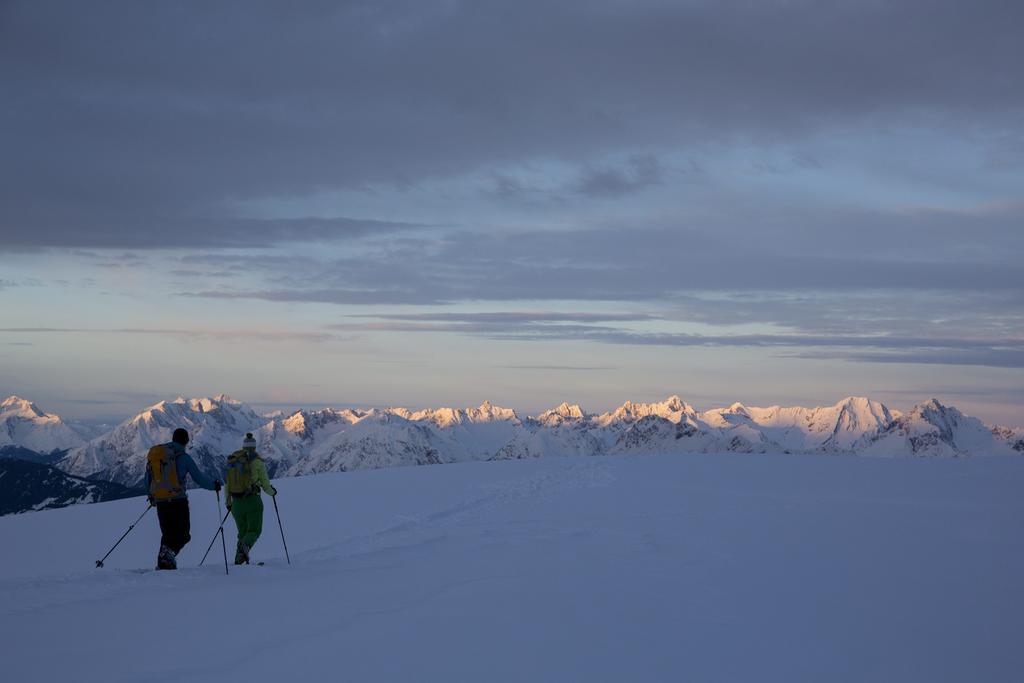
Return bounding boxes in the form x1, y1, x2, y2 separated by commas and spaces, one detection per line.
226, 449, 258, 496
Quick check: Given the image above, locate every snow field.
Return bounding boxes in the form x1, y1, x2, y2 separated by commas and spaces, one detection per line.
1, 453, 1022, 682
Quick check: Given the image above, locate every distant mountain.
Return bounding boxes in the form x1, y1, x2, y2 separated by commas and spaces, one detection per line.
0, 459, 139, 515
287, 410, 445, 475
59, 395, 268, 488
33, 393, 1023, 490
862, 399, 1014, 457
1, 396, 87, 458
1, 444, 65, 465
991, 425, 1024, 452
700, 396, 896, 452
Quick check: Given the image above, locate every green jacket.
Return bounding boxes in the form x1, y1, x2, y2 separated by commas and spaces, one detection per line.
225, 450, 276, 507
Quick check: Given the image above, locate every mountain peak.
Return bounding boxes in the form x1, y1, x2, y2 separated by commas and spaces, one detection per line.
662, 395, 686, 411
835, 396, 876, 408
726, 401, 749, 415
1, 396, 45, 417
599, 395, 694, 425
537, 402, 586, 425
469, 401, 519, 422
919, 397, 947, 410
554, 402, 585, 418
0, 396, 85, 453
907, 398, 962, 422
832, 396, 892, 418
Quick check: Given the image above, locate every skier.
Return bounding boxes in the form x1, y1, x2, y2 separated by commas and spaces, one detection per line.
146, 427, 222, 570
225, 433, 277, 564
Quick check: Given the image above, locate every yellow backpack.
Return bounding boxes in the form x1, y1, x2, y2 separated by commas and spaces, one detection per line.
147, 444, 183, 501
226, 449, 258, 496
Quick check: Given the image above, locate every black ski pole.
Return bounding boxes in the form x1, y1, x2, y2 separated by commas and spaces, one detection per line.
200, 507, 232, 569
96, 503, 153, 568
216, 489, 229, 575
272, 493, 291, 565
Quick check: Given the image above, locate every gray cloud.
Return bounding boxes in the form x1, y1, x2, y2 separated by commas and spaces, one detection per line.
491, 155, 673, 203
806, 349, 1024, 369
186, 288, 449, 306
660, 291, 1024, 339
330, 320, 626, 335
572, 155, 666, 198
499, 365, 617, 371
347, 312, 659, 324
0, 215, 419, 250
0, 327, 342, 343
4, 1, 1022, 380
178, 202, 1024, 308
333, 312, 1024, 369
0, 278, 45, 290
169, 269, 239, 279
3, 1, 1022, 248
480, 329, 1024, 352
70, 251, 148, 268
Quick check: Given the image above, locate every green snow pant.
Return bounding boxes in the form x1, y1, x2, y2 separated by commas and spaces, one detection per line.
230, 495, 264, 555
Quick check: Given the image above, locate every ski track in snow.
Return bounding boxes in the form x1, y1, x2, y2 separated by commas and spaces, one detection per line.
1, 454, 1022, 682
300, 459, 615, 565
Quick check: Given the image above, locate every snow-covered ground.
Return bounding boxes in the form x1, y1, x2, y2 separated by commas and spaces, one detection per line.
2, 453, 1022, 682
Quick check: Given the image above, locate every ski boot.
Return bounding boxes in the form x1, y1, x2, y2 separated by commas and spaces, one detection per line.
234, 541, 251, 565
156, 545, 177, 570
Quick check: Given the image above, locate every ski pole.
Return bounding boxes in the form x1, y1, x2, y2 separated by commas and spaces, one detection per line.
217, 488, 229, 575
200, 507, 232, 569
96, 503, 152, 568
272, 493, 291, 565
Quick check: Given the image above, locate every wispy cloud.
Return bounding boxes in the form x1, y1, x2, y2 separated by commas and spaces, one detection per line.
0, 327, 343, 344
334, 313, 1024, 368
489, 155, 674, 203
347, 312, 659, 324
499, 364, 617, 371
803, 349, 1024, 369
572, 155, 666, 198
170, 203, 1024, 311
185, 289, 450, 306
0, 216, 422, 250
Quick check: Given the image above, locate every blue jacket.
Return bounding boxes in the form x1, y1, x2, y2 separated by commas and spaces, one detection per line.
146, 441, 217, 501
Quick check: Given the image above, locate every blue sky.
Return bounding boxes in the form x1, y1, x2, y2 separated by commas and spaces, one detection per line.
1, 0, 1022, 424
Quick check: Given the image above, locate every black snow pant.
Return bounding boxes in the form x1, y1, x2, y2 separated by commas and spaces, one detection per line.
156, 498, 191, 554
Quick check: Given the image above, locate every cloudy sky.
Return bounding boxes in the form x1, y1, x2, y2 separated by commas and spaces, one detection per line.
2, 0, 1022, 424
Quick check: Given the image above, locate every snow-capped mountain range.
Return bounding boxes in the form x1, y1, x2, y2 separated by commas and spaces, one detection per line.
1, 396, 87, 457
58, 396, 268, 487
1, 393, 1019, 489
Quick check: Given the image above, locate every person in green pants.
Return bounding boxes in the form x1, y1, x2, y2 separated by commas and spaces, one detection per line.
225, 433, 277, 564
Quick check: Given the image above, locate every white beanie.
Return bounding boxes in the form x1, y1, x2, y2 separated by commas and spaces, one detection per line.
243, 432, 257, 449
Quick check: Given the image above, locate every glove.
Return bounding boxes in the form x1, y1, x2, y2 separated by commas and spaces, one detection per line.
214, 480, 222, 493
147, 495, 155, 506
226, 502, 232, 512
270, 487, 278, 497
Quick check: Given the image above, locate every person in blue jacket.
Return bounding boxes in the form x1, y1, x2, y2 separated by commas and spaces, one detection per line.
145, 427, 221, 569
